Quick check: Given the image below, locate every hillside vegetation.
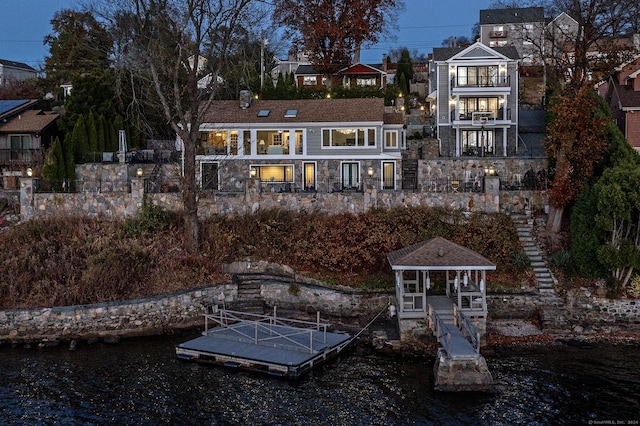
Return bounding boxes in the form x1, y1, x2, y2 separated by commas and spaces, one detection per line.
0, 205, 524, 309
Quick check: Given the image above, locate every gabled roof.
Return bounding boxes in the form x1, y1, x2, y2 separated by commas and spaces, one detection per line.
200, 98, 400, 125
479, 7, 544, 25
611, 78, 640, 110
0, 99, 38, 121
433, 42, 519, 62
336, 63, 385, 75
0, 59, 37, 72
387, 237, 496, 271
0, 109, 58, 133
295, 64, 322, 75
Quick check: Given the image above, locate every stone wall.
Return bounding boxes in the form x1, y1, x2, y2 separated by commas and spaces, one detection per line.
19, 158, 550, 220
565, 292, 640, 331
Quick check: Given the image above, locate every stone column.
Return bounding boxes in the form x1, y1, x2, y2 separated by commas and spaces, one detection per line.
128, 176, 145, 217
483, 175, 500, 213
19, 177, 35, 221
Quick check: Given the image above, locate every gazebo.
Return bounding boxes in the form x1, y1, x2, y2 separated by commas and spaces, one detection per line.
387, 237, 496, 335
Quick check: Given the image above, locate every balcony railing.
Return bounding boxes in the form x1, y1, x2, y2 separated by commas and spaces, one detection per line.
451, 75, 510, 88
450, 108, 512, 122
0, 148, 43, 166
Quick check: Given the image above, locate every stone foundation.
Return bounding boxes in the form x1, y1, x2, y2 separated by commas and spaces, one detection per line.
433, 349, 494, 392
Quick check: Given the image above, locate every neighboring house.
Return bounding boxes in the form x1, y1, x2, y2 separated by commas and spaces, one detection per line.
544, 11, 580, 62
431, 42, 521, 157
0, 59, 37, 86
604, 57, 640, 150
479, 7, 545, 65
293, 63, 387, 89
0, 99, 59, 174
194, 96, 405, 193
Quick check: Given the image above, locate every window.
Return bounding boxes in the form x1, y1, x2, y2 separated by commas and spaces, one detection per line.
456, 66, 499, 87
382, 161, 395, 189
458, 97, 499, 120
303, 76, 317, 86
322, 128, 376, 147
341, 162, 360, 189
201, 131, 227, 155
523, 24, 534, 45
385, 131, 398, 148
356, 77, 376, 86
257, 130, 294, 155
10, 134, 32, 161
284, 109, 298, 118
257, 109, 270, 117
461, 129, 494, 156
251, 164, 294, 182
303, 162, 316, 191
201, 162, 219, 189
230, 131, 238, 155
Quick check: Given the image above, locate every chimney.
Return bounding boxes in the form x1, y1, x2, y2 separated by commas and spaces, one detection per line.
382, 54, 387, 72
239, 90, 252, 109
353, 44, 361, 64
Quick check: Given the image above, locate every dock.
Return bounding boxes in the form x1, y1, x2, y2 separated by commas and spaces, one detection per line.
428, 295, 493, 391
176, 308, 353, 379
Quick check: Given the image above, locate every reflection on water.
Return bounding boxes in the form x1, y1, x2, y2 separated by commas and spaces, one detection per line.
1, 332, 639, 425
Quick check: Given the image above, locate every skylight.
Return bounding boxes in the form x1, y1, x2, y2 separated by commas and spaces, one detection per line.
257, 109, 270, 117
284, 109, 298, 118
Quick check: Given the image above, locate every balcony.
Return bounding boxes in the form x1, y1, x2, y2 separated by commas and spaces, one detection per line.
451, 75, 511, 89
489, 30, 508, 38
0, 148, 43, 167
450, 109, 512, 123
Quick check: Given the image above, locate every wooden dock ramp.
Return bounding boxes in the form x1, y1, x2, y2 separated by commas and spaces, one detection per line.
428, 295, 493, 391
176, 308, 353, 379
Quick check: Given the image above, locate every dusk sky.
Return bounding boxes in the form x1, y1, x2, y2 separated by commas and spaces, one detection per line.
0, 0, 491, 71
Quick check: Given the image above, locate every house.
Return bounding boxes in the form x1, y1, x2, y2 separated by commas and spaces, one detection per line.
0, 59, 37, 86
431, 42, 521, 157
604, 56, 640, 150
293, 63, 387, 89
479, 7, 545, 65
194, 95, 405, 193
0, 99, 59, 187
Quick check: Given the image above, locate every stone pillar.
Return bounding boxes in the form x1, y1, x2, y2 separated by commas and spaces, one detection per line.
483, 175, 500, 213
128, 177, 145, 217
19, 177, 35, 221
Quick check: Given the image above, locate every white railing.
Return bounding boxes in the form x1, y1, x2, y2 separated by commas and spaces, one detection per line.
428, 304, 452, 356
453, 304, 481, 353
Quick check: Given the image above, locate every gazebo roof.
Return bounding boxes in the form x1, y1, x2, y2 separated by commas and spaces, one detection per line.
387, 237, 497, 271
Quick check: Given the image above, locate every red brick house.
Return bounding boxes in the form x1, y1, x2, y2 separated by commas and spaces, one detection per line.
604, 57, 640, 150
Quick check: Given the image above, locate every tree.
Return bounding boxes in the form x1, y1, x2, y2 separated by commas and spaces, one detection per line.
395, 48, 413, 94
99, 0, 260, 253
43, 9, 113, 97
272, 0, 401, 75
544, 84, 609, 248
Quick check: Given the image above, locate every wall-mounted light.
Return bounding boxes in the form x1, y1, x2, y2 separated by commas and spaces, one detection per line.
367, 167, 374, 177
26, 167, 33, 177
250, 167, 257, 177
136, 167, 143, 177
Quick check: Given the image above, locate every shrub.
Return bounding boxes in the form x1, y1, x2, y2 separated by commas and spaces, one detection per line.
512, 251, 531, 272
551, 250, 574, 275
627, 275, 640, 299
123, 196, 172, 237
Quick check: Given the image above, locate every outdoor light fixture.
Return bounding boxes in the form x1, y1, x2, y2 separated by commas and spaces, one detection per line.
250, 168, 257, 177
26, 168, 33, 177
367, 167, 374, 177
136, 168, 143, 177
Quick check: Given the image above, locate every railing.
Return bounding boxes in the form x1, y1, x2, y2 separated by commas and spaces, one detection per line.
203, 308, 330, 354
451, 75, 510, 88
428, 304, 452, 356
33, 178, 131, 194
0, 149, 43, 166
453, 304, 481, 354
450, 108, 512, 122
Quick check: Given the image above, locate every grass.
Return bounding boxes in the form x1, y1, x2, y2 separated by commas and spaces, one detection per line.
0, 206, 527, 309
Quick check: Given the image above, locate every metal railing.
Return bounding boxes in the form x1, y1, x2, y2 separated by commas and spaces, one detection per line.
203, 308, 330, 354
453, 304, 481, 354
428, 304, 452, 356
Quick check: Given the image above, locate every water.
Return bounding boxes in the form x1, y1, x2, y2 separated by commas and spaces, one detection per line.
2, 332, 639, 425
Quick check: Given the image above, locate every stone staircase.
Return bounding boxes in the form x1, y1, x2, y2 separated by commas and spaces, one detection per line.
228, 274, 266, 313
513, 214, 556, 296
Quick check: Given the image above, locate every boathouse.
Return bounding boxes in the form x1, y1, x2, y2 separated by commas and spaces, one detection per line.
387, 237, 495, 391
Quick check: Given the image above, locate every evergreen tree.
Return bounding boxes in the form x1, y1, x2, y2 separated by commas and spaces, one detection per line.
72, 115, 88, 163
96, 114, 106, 152
87, 111, 98, 155
62, 133, 75, 180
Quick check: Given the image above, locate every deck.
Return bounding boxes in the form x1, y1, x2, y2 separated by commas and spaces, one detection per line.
428, 295, 480, 360
176, 309, 353, 378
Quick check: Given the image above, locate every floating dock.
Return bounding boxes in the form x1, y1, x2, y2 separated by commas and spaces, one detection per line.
176, 308, 353, 379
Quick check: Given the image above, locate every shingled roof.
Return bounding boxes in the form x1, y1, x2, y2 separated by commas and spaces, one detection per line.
0, 109, 58, 133
201, 98, 400, 125
387, 237, 496, 271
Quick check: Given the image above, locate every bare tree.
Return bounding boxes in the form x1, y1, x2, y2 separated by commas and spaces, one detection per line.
97, 0, 263, 252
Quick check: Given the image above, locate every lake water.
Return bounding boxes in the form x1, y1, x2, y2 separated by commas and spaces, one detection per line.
2, 331, 639, 425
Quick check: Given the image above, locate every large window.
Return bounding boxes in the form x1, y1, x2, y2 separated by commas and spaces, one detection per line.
341, 162, 360, 190
10, 135, 31, 160
356, 77, 376, 86
458, 97, 500, 120
303, 162, 316, 191
250, 164, 294, 182
303, 76, 317, 86
257, 130, 291, 155
456, 66, 499, 87
461, 129, 494, 156
382, 161, 395, 190
322, 128, 376, 147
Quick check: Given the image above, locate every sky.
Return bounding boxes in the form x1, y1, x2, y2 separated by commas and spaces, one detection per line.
0, 0, 492, 70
